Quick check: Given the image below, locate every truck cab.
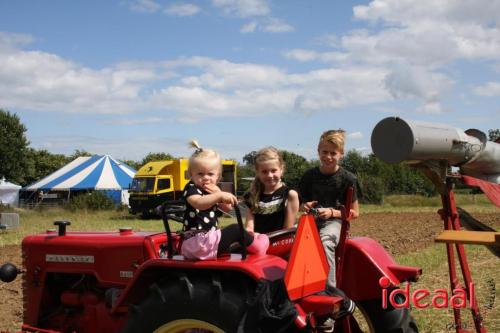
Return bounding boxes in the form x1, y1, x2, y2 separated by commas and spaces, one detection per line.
129, 159, 237, 218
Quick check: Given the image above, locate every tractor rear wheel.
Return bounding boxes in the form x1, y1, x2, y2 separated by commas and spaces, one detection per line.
353, 297, 419, 333
121, 272, 250, 333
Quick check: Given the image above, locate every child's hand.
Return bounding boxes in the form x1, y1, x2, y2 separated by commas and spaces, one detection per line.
218, 202, 233, 212
219, 192, 238, 206
302, 201, 318, 212
203, 183, 221, 194
316, 207, 338, 219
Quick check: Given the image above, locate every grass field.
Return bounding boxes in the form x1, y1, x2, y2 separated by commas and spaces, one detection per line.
363, 193, 498, 213
398, 245, 499, 332
0, 193, 498, 332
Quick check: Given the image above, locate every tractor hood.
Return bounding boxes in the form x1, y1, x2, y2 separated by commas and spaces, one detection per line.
22, 228, 163, 286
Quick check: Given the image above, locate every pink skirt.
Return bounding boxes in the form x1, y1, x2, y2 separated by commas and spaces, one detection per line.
181, 228, 222, 260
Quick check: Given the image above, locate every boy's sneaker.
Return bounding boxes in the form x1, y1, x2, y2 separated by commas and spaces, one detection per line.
326, 287, 356, 319
316, 317, 335, 333
333, 297, 356, 319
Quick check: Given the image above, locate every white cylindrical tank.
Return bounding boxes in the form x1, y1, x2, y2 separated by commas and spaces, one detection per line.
371, 117, 500, 183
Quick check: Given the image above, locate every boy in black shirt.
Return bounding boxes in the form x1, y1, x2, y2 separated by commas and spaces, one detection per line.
299, 129, 360, 293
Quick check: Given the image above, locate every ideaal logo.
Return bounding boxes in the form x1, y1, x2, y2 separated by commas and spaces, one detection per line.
379, 277, 476, 309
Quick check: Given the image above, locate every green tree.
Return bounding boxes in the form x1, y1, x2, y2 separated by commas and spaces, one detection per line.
68, 149, 93, 160
342, 151, 385, 204
341, 151, 435, 203
488, 129, 500, 141
238, 150, 311, 192
24, 149, 69, 185
121, 159, 140, 171
236, 164, 254, 194
138, 152, 175, 169
242, 151, 257, 166
342, 150, 366, 174
357, 172, 384, 204
281, 150, 310, 189
0, 109, 30, 184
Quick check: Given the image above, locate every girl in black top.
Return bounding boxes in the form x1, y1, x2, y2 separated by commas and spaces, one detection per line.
244, 147, 299, 233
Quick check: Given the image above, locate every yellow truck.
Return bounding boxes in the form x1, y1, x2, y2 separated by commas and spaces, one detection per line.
129, 159, 237, 218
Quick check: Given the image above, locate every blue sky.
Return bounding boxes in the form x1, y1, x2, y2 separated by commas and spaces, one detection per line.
0, 0, 499, 162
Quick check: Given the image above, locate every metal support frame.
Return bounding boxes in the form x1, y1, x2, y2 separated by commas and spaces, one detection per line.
440, 179, 486, 333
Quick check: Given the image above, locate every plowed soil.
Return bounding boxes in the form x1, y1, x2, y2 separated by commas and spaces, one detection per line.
1, 211, 498, 332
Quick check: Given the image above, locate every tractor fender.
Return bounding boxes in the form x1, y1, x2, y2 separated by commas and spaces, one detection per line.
340, 237, 421, 301
111, 254, 287, 313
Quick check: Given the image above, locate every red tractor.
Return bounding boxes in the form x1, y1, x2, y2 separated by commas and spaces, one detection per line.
4, 115, 499, 332
0, 193, 420, 332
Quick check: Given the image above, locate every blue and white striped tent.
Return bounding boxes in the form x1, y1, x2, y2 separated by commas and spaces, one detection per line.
24, 155, 136, 204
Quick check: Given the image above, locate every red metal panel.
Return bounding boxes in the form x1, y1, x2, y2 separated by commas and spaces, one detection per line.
461, 175, 500, 208
341, 237, 421, 300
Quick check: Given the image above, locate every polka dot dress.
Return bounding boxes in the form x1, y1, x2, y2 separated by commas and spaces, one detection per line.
183, 182, 220, 231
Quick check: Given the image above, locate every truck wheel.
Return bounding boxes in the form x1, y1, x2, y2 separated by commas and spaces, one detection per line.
354, 297, 419, 333
121, 272, 249, 333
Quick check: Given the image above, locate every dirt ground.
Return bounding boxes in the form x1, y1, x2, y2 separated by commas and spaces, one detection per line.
0, 211, 498, 331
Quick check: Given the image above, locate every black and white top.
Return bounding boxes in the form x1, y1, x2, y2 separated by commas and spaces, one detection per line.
182, 182, 221, 231
244, 185, 290, 234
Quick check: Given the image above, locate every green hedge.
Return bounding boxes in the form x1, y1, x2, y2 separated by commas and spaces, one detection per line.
66, 191, 116, 211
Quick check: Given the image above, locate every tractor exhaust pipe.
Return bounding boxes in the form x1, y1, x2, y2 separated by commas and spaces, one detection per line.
371, 117, 500, 184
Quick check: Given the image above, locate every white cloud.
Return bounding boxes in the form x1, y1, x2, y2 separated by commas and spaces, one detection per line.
289, 67, 391, 111
262, 18, 294, 33
354, 147, 370, 155
458, 116, 491, 125
384, 66, 453, 102
373, 106, 404, 114
283, 49, 318, 62
283, 49, 347, 63
0, 28, 456, 122
353, 0, 500, 26
0, 32, 34, 51
31, 135, 190, 161
212, 0, 270, 18
212, 0, 293, 34
316, 33, 340, 48
282, 1, 500, 114
347, 132, 363, 140
240, 18, 294, 34
351, 0, 500, 64
129, 0, 161, 13
474, 82, 500, 96
151, 85, 299, 118
165, 3, 201, 17
149, 61, 393, 117
337, 27, 461, 68
102, 117, 166, 126
179, 60, 288, 89
0, 34, 155, 114
417, 101, 447, 114
240, 21, 258, 33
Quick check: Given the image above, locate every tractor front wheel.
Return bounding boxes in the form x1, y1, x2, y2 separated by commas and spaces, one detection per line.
121, 272, 249, 333
353, 297, 419, 333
